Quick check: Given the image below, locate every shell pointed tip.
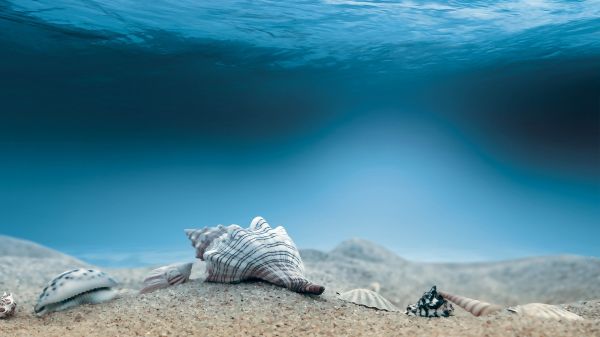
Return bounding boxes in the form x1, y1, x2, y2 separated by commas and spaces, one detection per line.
305, 284, 325, 295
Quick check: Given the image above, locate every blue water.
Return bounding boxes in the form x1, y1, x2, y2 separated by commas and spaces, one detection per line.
0, 1, 598, 266
4, 0, 600, 68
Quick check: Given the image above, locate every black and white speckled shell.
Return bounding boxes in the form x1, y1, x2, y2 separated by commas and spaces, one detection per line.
35, 269, 117, 314
0, 292, 17, 318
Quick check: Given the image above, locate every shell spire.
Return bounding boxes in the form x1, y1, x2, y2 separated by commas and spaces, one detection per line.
438, 291, 503, 317
185, 216, 325, 295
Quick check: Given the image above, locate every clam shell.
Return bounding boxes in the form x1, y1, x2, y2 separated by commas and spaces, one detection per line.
339, 289, 399, 312
140, 262, 193, 294
507, 303, 584, 321
439, 291, 503, 317
34, 269, 118, 316
185, 216, 325, 295
0, 292, 17, 318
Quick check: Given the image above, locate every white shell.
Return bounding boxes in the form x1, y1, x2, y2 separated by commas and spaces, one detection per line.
0, 292, 17, 318
185, 216, 324, 295
507, 303, 584, 321
339, 289, 399, 312
140, 262, 193, 294
367, 282, 381, 293
34, 269, 118, 316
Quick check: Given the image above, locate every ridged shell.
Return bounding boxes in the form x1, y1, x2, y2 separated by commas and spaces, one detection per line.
507, 303, 584, 321
439, 291, 503, 317
339, 289, 399, 312
140, 262, 193, 294
0, 292, 17, 318
185, 216, 325, 295
34, 269, 118, 316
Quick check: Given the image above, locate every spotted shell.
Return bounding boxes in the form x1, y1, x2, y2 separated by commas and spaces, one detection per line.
439, 291, 503, 317
339, 289, 399, 312
34, 269, 119, 316
0, 292, 17, 318
140, 262, 193, 294
405, 286, 454, 317
507, 303, 584, 321
185, 216, 325, 295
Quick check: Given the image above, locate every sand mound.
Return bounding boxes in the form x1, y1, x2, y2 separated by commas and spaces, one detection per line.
0, 235, 82, 262
303, 239, 600, 308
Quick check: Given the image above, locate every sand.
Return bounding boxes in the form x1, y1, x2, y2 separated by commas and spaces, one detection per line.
1, 237, 599, 337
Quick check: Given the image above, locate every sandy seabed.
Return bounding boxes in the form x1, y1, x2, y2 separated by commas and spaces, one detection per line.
1, 236, 599, 337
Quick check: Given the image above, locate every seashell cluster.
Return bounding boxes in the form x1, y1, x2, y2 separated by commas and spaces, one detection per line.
507, 303, 584, 321
339, 289, 399, 312
440, 291, 584, 321
140, 262, 193, 294
35, 269, 119, 316
186, 216, 325, 295
406, 286, 454, 317
0, 292, 17, 319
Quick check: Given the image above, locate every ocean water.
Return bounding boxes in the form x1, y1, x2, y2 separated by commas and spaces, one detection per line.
0, 1, 598, 266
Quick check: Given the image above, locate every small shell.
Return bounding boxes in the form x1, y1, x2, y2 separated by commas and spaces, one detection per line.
339, 289, 399, 312
507, 303, 584, 321
34, 269, 119, 316
0, 292, 17, 318
367, 282, 381, 293
439, 291, 503, 317
185, 216, 325, 295
140, 262, 193, 294
405, 286, 454, 317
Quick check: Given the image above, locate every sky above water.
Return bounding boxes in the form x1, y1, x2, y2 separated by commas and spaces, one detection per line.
0, 0, 598, 266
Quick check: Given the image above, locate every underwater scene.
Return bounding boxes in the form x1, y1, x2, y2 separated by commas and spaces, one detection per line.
0, 1, 599, 336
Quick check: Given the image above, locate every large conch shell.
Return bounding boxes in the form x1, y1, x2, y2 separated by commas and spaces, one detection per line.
339, 289, 399, 312
0, 292, 17, 318
185, 216, 325, 295
34, 269, 119, 316
140, 262, 193, 294
439, 291, 584, 320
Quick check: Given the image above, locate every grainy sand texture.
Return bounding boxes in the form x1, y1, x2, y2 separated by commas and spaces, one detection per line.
1, 236, 599, 337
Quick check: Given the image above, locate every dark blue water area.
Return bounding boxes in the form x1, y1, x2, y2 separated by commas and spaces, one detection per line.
0, 1, 599, 266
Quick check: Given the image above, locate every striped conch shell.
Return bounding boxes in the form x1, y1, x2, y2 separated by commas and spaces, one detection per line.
0, 292, 17, 318
140, 262, 193, 294
339, 289, 399, 312
185, 216, 325, 295
440, 291, 584, 320
438, 291, 503, 317
34, 269, 119, 316
507, 303, 584, 321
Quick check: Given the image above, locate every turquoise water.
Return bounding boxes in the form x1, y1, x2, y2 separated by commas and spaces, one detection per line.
0, 1, 598, 266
